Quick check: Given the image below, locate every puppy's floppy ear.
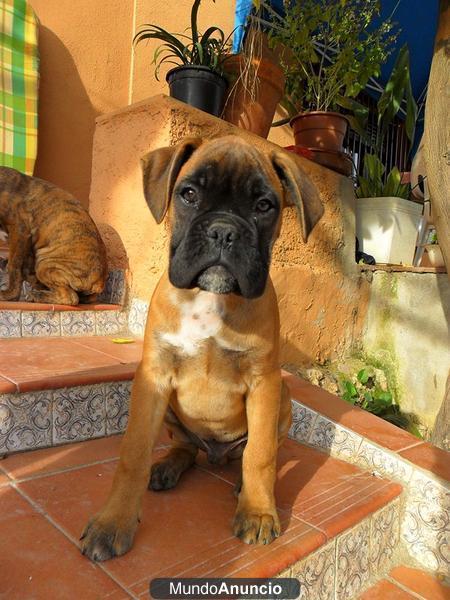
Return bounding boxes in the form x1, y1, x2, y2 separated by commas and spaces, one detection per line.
140, 138, 202, 224
271, 151, 324, 242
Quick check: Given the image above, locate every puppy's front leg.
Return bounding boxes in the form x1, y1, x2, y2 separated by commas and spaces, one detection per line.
234, 370, 281, 545
0, 227, 30, 300
81, 361, 171, 561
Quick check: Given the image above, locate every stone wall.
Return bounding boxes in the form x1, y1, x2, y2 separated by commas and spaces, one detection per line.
363, 270, 450, 436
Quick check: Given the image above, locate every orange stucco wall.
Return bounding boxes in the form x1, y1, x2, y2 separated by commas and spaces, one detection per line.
29, 0, 240, 207
89, 95, 369, 366
29, 0, 293, 207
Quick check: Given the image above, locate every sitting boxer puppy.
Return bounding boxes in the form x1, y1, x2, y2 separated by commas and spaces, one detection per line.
81, 135, 323, 561
0, 167, 107, 305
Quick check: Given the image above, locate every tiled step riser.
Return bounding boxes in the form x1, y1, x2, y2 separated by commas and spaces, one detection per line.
0, 381, 131, 455
0, 309, 128, 338
278, 498, 402, 600
289, 398, 450, 578
0, 295, 149, 339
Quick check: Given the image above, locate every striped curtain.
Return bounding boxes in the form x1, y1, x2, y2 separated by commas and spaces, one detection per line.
0, 0, 39, 175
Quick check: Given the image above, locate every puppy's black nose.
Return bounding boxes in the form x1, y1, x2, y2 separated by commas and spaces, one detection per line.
207, 221, 239, 246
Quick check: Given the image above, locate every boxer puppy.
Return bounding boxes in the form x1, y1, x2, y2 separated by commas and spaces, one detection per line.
0, 167, 107, 305
81, 135, 323, 561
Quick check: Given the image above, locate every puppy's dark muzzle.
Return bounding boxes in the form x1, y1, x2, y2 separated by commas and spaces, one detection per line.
169, 211, 268, 298
206, 219, 240, 251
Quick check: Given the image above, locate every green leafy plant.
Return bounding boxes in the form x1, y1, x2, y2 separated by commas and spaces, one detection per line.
356, 154, 410, 199
133, 0, 231, 79
340, 367, 421, 437
356, 44, 418, 198
255, 0, 397, 116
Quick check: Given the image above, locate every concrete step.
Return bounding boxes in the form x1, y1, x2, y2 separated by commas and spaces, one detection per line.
359, 565, 449, 599
0, 301, 128, 338
0, 336, 142, 454
0, 268, 127, 338
0, 431, 403, 598
0, 337, 448, 598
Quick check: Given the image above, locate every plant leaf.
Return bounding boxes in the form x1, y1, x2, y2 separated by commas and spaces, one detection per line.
377, 44, 411, 144
357, 368, 370, 384
191, 0, 201, 45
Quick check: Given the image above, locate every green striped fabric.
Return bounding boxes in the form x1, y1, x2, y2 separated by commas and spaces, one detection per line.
0, 0, 39, 175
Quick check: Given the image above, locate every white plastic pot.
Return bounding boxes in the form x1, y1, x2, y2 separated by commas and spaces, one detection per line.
356, 196, 423, 265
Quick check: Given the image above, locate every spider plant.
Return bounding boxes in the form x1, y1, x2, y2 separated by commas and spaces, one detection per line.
133, 0, 231, 80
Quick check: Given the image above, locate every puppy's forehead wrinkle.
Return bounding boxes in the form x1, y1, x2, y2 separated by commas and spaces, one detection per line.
184, 148, 275, 199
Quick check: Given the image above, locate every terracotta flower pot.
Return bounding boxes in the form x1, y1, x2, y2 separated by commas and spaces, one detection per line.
222, 54, 285, 138
290, 111, 349, 152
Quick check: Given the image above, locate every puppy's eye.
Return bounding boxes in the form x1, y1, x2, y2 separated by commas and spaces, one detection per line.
181, 187, 197, 205
255, 199, 273, 213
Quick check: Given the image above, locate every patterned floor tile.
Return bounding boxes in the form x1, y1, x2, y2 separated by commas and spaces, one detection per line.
291, 540, 336, 600
0, 391, 52, 453
105, 381, 131, 434
335, 519, 370, 600
21, 310, 61, 337
53, 385, 105, 444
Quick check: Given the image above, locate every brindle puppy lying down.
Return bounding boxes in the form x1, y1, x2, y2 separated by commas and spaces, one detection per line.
0, 167, 107, 305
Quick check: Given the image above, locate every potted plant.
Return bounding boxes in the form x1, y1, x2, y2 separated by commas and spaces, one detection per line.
256, 0, 397, 152
133, 0, 231, 116
356, 45, 423, 266
221, 9, 285, 138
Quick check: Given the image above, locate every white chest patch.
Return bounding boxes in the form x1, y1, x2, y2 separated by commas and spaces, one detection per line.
161, 292, 225, 356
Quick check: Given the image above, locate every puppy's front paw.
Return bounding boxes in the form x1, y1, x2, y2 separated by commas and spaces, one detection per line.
233, 509, 280, 545
80, 513, 138, 562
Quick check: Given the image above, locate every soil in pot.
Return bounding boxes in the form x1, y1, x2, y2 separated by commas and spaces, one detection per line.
222, 55, 285, 138
290, 111, 349, 153
166, 65, 228, 117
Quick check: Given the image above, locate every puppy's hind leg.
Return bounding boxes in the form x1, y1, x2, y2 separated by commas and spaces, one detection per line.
0, 227, 29, 301
149, 442, 198, 491
32, 262, 79, 305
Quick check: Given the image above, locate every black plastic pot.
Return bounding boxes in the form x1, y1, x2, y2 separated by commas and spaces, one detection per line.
166, 65, 228, 117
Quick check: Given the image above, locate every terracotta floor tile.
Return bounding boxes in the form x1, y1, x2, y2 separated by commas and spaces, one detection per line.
389, 565, 450, 599
1, 435, 123, 481
18, 448, 324, 593
1, 430, 171, 482
0, 375, 16, 393
274, 440, 402, 537
192, 440, 402, 540
71, 336, 144, 363
54, 303, 121, 311
284, 373, 419, 452
0, 301, 121, 311
0, 486, 130, 599
0, 338, 122, 390
359, 579, 415, 599
17, 361, 138, 392
399, 442, 450, 483
0, 301, 55, 311
0, 470, 11, 486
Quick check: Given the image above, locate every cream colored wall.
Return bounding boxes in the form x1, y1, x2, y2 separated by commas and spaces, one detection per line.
28, 0, 238, 207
